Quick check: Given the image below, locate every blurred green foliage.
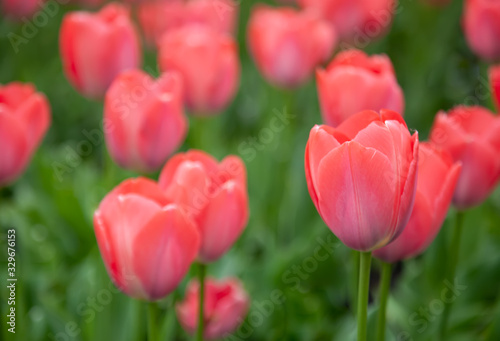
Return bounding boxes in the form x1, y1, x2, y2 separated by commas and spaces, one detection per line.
1, 0, 500, 340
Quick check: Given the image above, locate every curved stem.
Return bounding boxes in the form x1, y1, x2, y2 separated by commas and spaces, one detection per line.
439, 210, 465, 337
357, 251, 372, 341
376, 262, 392, 341
147, 302, 159, 341
197, 263, 207, 341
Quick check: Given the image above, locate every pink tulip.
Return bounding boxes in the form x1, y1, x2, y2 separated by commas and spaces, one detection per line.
305, 110, 419, 251
373, 143, 461, 263
463, 0, 500, 61
158, 26, 240, 114
138, 0, 238, 47
59, 3, 141, 99
489, 65, 500, 110
93, 177, 200, 301
298, 0, 395, 43
0, 82, 51, 187
317, 49, 404, 127
158, 150, 249, 263
1, 0, 41, 19
177, 277, 250, 340
104, 69, 187, 173
430, 106, 500, 210
247, 5, 336, 88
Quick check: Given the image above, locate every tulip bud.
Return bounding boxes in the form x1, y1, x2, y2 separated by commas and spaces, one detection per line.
373, 143, 461, 262
104, 69, 187, 173
158, 26, 240, 115
463, 0, 500, 61
305, 110, 419, 251
430, 106, 500, 209
317, 49, 404, 127
247, 5, 336, 88
177, 277, 250, 340
59, 3, 141, 99
489, 65, 500, 111
159, 150, 249, 263
0, 82, 51, 187
93, 177, 200, 301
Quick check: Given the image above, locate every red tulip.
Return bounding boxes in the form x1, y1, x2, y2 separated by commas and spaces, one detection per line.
158, 150, 249, 263
298, 0, 395, 42
138, 0, 238, 47
373, 143, 461, 263
158, 26, 240, 114
463, 0, 500, 61
93, 177, 200, 301
317, 49, 404, 127
430, 106, 500, 209
1, 0, 41, 18
0, 82, 51, 187
247, 5, 336, 88
60, 3, 141, 99
489, 65, 500, 110
104, 69, 187, 173
177, 277, 250, 340
305, 110, 419, 251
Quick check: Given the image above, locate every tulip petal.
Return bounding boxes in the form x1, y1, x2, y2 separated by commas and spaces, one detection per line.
0, 110, 29, 186
336, 110, 382, 139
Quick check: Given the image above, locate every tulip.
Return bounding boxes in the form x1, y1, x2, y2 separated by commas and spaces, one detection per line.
298, 0, 395, 43
177, 277, 250, 340
59, 3, 141, 99
489, 65, 500, 110
93, 177, 200, 301
463, 0, 500, 61
430, 106, 500, 210
317, 49, 404, 127
373, 143, 461, 263
104, 69, 187, 173
138, 0, 238, 47
0, 82, 51, 187
247, 5, 336, 88
158, 150, 249, 263
158, 26, 240, 114
1, 0, 41, 19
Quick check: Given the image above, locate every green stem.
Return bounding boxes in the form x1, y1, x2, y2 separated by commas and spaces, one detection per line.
376, 262, 392, 341
439, 210, 465, 337
357, 251, 372, 341
197, 263, 207, 341
147, 302, 159, 341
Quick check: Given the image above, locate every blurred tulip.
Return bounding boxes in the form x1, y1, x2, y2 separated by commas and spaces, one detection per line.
430, 106, 500, 210
247, 5, 336, 88
177, 277, 250, 340
463, 0, 500, 61
305, 110, 419, 251
138, 0, 238, 47
0, 82, 51, 187
93, 177, 200, 301
104, 69, 187, 173
1, 0, 41, 19
317, 49, 404, 127
298, 0, 395, 43
158, 26, 239, 114
489, 65, 500, 110
158, 150, 249, 263
374, 143, 461, 263
60, 3, 141, 99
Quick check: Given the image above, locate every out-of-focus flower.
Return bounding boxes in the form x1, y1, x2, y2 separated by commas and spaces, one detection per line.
247, 5, 336, 88
104, 69, 187, 173
463, 0, 500, 61
159, 150, 249, 263
138, 0, 238, 47
177, 277, 250, 340
59, 3, 141, 99
317, 49, 404, 127
489, 65, 500, 110
430, 106, 500, 209
374, 143, 461, 263
93, 177, 200, 301
0, 82, 51, 187
158, 26, 239, 114
1, 0, 41, 19
305, 110, 419, 251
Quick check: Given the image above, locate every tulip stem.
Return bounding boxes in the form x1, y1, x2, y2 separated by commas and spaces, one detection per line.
197, 263, 206, 341
376, 262, 392, 341
440, 210, 465, 337
147, 302, 159, 341
357, 251, 372, 341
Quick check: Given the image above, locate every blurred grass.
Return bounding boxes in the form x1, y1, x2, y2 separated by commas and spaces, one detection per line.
1, 0, 500, 340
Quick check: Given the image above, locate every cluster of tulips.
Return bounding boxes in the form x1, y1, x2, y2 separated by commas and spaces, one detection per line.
2, 0, 500, 340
